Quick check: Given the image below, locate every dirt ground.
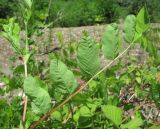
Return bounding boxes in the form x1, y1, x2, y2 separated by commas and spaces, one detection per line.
0, 24, 149, 75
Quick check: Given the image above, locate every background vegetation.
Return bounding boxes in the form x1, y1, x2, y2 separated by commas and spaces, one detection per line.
0, 0, 160, 27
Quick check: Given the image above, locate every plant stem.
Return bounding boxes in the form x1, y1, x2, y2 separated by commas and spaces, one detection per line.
25, 23, 29, 54
24, 60, 28, 78
22, 61, 28, 129
22, 22, 29, 129
29, 43, 134, 129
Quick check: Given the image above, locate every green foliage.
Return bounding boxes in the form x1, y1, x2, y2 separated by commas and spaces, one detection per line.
121, 117, 143, 129
50, 59, 78, 94
0, 99, 13, 129
101, 105, 123, 126
140, 36, 157, 58
2, 18, 22, 54
124, 15, 136, 43
102, 23, 120, 60
136, 7, 150, 34
0, 97, 22, 129
23, 76, 51, 115
77, 33, 100, 77
150, 83, 160, 106
149, 125, 160, 129
1, 0, 160, 27
0, 4, 159, 129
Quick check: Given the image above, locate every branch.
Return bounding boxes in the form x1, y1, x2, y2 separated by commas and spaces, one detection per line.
29, 43, 134, 129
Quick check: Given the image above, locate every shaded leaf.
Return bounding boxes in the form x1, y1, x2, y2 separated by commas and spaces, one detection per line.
151, 83, 160, 106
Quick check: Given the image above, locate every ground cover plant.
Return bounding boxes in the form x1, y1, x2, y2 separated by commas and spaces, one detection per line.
0, 0, 160, 129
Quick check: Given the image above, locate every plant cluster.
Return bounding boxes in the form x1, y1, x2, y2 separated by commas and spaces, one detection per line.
0, 0, 160, 129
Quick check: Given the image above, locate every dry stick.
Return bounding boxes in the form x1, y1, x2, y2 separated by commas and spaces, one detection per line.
29, 43, 134, 129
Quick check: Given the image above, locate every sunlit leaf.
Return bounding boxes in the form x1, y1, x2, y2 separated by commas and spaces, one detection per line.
77, 33, 100, 77
102, 23, 120, 60
124, 15, 136, 43
149, 125, 160, 129
136, 7, 150, 34
101, 105, 123, 126
24, 0, 32, 9
50, 59, 78, 94
23, 76, 51, 115
121, 117, 143, 129
2, 18, 22, 54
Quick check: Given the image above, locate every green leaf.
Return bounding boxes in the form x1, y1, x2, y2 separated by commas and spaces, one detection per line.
51, 111, 62, 121
121, 117, 143, 129
24, 0, 32, 9
102, 23, 120, 60
136, 77, 141, 84
124, 15, 136, 43
23, 76, 51, 115
2, 18, 22, 54
73, 106, 92, 128
101, 105, 123, 126
77, 34, 100, 77
79, 106, 92, 117
149, 125, 160, 129
0, 100, 13, 129
151, 83, 160, 106
140, 36, 157, 58
50, 59, 78, 94
25, 111, 39, 129
136, 7, 150, 34
133, 32, 142, 43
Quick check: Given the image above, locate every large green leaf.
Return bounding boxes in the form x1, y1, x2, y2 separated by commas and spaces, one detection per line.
101, 105, 123, 126
102, 23, 120, 60
23, 76, 51, 115
121, 117, 143, 129
136, 7, 150, 34
50, 59, 78, 94
77, 34, 100, 77
124, 15, 136, 43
